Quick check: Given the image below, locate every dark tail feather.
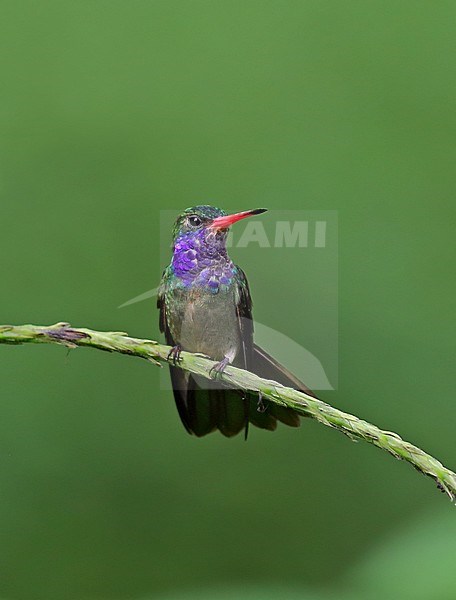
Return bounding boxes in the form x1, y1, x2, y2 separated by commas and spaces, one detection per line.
169, 367, 246, 437
169, 367, 217, 437
214, 386, 246, 437
169, 366, 193, 434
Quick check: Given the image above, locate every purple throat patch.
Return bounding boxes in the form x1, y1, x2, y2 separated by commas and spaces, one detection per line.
171, 230, 235, 292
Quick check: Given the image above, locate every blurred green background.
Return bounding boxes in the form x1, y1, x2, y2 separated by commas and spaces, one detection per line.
1, 1, 455, 599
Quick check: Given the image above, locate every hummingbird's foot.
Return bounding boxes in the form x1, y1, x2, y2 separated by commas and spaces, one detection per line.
167, 344, 182, 366
257, 392, 268, 413
209, 356, 230, 379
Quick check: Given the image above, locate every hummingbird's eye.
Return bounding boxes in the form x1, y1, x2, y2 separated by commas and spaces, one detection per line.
188, 215, 202, 227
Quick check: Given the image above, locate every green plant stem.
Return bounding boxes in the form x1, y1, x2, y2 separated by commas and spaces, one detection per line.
1, 322, 455, 501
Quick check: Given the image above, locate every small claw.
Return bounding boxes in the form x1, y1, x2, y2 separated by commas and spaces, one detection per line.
257, 392, 267, 413
167, 345, 182, 366
209, 356, 230, 379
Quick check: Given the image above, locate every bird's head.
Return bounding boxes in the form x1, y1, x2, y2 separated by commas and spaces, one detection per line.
170, 205, 267, 285
172, 205, 267, 248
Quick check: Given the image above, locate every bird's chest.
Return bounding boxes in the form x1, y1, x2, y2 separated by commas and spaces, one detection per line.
166, 279, 240, 360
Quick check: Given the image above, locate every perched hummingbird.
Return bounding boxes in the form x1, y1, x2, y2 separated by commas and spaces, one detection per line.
158, 205, 315, 437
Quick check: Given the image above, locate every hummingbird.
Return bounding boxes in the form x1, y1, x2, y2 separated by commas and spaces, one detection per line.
158, 205, 315, 437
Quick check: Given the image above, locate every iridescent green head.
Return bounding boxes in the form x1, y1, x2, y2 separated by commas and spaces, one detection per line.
172, 205, 227, 242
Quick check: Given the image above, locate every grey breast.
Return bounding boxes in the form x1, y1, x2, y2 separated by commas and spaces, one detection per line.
175, 285, 241, 362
